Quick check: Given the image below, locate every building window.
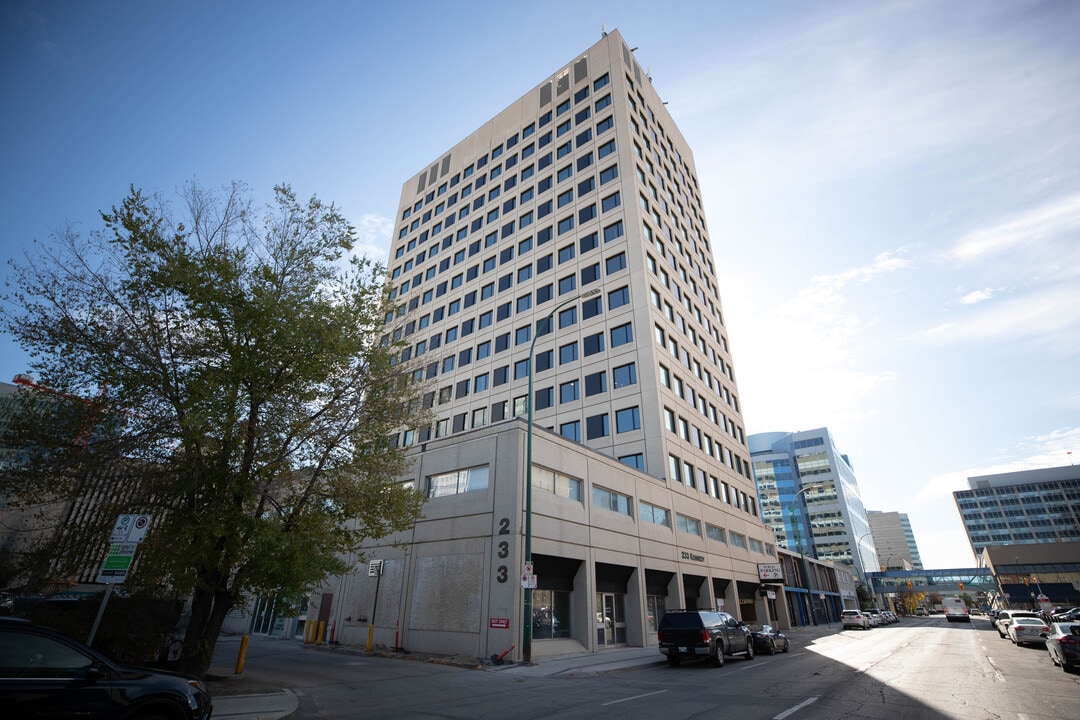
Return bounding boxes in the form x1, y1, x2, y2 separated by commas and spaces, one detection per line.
559, 341, 578, 364
560, 420, 581, 442
676, 514, 702, 537
608, 286, 630, 310
729, 532, 747, 549
640, 501, 670, 528
583, 332, 604, 356
706, 524, 726, 543
593, 485, 632, 516
613, 362, 637, 389
610, 322, 633, 347
618, 453, 644, 470
584, 371, 607, 396
615, 406, 641, 433
560, 379, 579, 403
427, 466, 489, 498
532, 466, 583, 502
603, 220, 624, 242
606, 252, 627, 275
585, 413, 609, 439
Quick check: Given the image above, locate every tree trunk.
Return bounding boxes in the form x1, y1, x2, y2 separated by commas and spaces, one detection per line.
178, 580, 236, 678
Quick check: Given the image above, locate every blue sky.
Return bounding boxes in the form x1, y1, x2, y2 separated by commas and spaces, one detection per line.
2, 1, 1078, 570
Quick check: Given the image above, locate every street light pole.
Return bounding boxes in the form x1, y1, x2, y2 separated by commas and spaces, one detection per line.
522, 288, 599, 666
787, 483, 823, 625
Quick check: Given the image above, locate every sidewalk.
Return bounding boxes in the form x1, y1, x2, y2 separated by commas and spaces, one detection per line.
210, 621, 842, 719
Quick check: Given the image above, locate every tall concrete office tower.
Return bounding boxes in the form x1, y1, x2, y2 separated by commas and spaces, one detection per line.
867, 510, 923, 570
323, 30, 777, 662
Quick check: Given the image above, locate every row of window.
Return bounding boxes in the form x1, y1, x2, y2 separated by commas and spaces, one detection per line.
423, 462, 772, 558
666, 452, 757, 518
394, 105, 619, 278
402, 71, 612, 218
390, 147, 621, 304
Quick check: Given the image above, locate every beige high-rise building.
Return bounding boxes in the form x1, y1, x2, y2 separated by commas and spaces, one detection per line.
307, 30, 817, 662
867, 510, 922, 570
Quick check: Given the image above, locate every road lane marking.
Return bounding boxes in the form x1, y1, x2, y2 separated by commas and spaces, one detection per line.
601, 690, 668, 706
774, 697, 818, 719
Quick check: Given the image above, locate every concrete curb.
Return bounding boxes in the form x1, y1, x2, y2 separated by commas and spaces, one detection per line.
212, 689, 298, 720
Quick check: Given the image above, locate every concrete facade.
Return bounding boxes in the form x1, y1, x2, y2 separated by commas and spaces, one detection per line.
867, 510, 922, 570
305, 30, 782, 661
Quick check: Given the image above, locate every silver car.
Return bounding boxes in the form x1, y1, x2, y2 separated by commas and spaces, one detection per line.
842, 610, 870, 630
996, 610, 1040, 638
1008, 617, 1050, 646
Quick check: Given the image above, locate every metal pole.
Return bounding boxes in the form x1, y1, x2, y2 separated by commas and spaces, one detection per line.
87, 583, 114, 647
787, 484, 822, 625
366, 562, 382, 652
522, 290, 597, 666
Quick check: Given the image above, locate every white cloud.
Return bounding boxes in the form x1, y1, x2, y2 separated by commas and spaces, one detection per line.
351, 213, 393, 266
957, 288, 996, 305
944, 193, 1080, 265
913, 426, 1080, 504
920, 283, 1080, 353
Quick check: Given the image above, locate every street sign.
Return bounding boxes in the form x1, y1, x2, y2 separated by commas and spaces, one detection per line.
520, 573, 537, 589
96, 542, 138, 583
109, 514, 152, 544
524, 561, 533, 575
368, 559, 384, 576
757, 562, 783, 581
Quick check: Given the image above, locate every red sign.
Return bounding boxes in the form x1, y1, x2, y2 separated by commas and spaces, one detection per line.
489, 618, 510, 629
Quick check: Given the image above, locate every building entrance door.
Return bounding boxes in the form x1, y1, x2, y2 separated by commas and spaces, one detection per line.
596, 593, 626, 646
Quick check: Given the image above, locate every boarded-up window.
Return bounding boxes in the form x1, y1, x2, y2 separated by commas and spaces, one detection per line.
573, 57, 588, 84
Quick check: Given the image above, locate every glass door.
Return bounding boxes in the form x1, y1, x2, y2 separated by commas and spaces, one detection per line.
596, 593, 627, 646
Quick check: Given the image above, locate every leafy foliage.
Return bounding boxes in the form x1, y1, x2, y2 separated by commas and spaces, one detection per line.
1, 183, 426, 675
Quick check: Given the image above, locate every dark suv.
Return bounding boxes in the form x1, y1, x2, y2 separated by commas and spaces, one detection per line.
0, 617, 212, 719
657, 609, 754, 667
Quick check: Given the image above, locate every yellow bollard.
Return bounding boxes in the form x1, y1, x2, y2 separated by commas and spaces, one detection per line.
304, 621, 314, 644
366, 624, 374, 652
234, 635, 249, 674
316, 620, 326, 646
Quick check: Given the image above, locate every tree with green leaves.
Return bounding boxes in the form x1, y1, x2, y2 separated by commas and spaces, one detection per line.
1, 182, 426, 676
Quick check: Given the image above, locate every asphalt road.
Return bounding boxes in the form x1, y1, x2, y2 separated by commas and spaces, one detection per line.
221, 617, 1080, 719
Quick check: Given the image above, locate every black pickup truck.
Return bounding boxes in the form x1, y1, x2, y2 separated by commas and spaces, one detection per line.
657, 610, 755, 667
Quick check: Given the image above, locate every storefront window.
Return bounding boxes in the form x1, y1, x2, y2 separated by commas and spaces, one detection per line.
532, 589, 571, 639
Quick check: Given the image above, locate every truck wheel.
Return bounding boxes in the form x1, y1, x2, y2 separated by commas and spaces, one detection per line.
711, 642, 725, 667
667, 655, 681, 667
744, 640, 755, 660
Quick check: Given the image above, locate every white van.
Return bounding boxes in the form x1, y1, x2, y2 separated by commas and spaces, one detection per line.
942, 597, 970, 622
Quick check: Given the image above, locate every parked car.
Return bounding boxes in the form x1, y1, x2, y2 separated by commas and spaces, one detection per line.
914, 607, 928, 616
1052, 609, 1080, 623
880, 610, 898, 624
1044, 622, 1080, 672
748, 624, 790, 654
867, 610, 885, 627
1008, 617, 1050, 646
1048, 607, 1078, 621
0, 617, 212, 720
657, 610, 754, 667
842, 610, 871, 630
995, 610, 1040, 638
